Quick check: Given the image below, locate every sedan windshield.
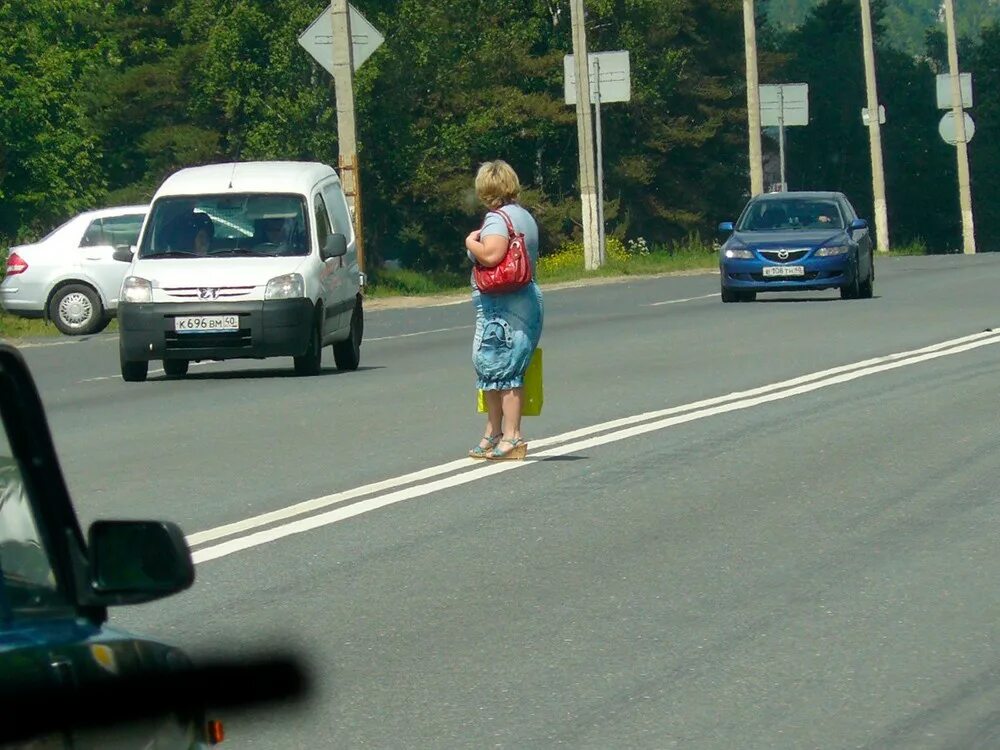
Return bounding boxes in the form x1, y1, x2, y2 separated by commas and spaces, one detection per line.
139, 194, 309, 258
737, 198, 845, 231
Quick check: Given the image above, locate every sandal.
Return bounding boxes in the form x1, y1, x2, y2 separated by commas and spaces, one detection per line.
469, 434, 502, 459
486, 437, 528, 461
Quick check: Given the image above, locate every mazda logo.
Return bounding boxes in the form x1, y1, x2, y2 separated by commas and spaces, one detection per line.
777, 249, 789, 260
198, 288, 220, 300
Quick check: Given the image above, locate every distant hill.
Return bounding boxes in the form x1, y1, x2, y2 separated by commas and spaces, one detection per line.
766, 0, 1000, 54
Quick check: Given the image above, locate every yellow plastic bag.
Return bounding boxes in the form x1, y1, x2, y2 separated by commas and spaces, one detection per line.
477, 347, 543, 416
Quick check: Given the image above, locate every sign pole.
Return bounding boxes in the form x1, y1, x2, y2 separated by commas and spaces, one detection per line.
859, 0, 890, 253
778, 86, 786, 191
943, 0, 976, 254
593, 57, 606, 266
743, 0, 764, 196
569, 0, 601, 270
330, 0, 366, 275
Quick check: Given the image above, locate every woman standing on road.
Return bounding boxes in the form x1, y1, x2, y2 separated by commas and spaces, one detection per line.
465, 160, 544, 460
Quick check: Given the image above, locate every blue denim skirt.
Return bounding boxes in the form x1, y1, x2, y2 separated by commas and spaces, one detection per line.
472, 282, 544, 391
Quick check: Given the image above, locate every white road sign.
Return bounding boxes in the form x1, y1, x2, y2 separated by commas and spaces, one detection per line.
760, 83, 809, 127
564, 51, 631, 105
935, 73, 973, 109
298, 4, 384, 74
939, 111, 975, 145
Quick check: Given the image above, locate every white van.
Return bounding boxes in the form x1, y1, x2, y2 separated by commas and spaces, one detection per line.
117, 161, 362, 382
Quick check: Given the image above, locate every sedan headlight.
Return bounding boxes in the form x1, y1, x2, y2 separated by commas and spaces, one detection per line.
724, 246, 754, 259
815, 245, 850, 257
121, 276, 152, 304
265, 273, 305, 300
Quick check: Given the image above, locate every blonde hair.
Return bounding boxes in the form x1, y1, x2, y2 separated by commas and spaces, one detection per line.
475, 160, 521, 210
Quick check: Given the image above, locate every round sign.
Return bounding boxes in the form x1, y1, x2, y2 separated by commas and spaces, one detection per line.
939, 111, 975, 145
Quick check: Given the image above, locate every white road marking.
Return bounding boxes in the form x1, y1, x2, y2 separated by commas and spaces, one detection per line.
648, 293, 720, 306
63, 291, 709, 383
366, 325, 472, 342
80, 360, 216, 383
189, 329, 1000, 563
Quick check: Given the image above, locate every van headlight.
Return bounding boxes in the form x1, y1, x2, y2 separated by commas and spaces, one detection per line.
265, 273, 305, 300
121, 276, 152, 303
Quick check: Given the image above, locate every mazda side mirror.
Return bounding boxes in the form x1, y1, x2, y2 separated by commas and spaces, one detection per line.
849, 219, 868, 231
113, 245, 135, 263
718, 221, 735, 233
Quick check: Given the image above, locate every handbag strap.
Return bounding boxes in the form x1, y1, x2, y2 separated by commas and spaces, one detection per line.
491, 208, 517, 239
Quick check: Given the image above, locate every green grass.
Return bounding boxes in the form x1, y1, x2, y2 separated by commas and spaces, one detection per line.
0, 315, 118, 340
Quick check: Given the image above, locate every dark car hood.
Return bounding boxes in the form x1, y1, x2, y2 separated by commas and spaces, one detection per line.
733, 229, 847, 249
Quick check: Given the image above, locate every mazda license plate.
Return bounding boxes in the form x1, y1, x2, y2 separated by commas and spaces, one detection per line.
762, 265, 805, 278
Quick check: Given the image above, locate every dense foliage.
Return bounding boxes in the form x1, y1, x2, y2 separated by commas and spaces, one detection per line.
0, 0, 997, 268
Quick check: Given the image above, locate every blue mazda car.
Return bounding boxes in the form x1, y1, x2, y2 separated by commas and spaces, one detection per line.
718, 191, 875, 302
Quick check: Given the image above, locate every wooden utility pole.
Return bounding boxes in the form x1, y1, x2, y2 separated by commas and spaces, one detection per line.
942, 0, 976, 254
330, 0, 366, 275
569, 0, 601, 269
743, 0, 764, 196
859, 0, 890, 252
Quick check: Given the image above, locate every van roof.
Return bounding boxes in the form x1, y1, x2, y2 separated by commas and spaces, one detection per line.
155, 161, 338, 198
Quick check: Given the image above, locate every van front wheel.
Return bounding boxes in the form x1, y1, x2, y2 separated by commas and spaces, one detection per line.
294, 319, 323, 376
333, 296, 363, 372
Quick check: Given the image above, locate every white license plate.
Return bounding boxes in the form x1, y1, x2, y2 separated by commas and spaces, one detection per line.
174, 315, 240, 333
762, 265, 805, 278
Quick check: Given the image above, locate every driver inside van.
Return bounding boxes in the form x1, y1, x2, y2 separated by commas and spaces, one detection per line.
163, 211, 214, 255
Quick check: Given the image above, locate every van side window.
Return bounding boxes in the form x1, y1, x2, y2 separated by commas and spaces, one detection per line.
314, 194, 333, 249
322, 183, 353, 240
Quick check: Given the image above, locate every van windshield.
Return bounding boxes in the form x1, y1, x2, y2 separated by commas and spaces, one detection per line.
139, 194, 310, 258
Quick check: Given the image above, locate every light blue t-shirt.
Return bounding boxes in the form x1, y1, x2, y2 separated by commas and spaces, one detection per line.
468, 203, 539, 276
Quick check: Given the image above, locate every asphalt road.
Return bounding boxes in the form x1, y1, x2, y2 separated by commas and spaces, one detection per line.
16, 255, 1000, 748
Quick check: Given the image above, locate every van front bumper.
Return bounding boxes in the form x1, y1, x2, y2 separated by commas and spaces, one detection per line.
118, 300, 314, 361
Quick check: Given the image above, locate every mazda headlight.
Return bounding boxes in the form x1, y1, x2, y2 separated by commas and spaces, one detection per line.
815, 245, 850, 257
121, 276, 152, 304
724, 245, 754, 259
265, 273, 304, 300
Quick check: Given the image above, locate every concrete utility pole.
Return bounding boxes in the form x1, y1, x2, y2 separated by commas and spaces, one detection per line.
330, 0, 366, 274
569, 0, 601, 269
859, 0, 890, 252
942, 0, 976, 254
743, 0, 764, 196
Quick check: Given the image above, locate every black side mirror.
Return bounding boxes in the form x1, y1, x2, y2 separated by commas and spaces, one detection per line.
88, 520, 194, 605
321, 233, 347, 260
113, 245, 135, 263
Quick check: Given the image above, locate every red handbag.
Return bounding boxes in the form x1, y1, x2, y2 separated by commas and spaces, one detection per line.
473, 208, 533, 294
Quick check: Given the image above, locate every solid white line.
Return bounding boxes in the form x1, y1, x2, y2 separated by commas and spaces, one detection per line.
189, 330, 1000, 562
648, 293, 720, 306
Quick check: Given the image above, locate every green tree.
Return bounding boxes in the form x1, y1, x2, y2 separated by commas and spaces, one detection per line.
0, 1, 110, 243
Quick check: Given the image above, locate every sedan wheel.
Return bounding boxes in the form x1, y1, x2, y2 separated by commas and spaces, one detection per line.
49, 284, 106, 335
858, 252, 875, 299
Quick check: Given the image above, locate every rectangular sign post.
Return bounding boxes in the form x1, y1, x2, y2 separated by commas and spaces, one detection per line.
760, 83, 808, 191
564, 51, 630, 266
298, 3, 385, 278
